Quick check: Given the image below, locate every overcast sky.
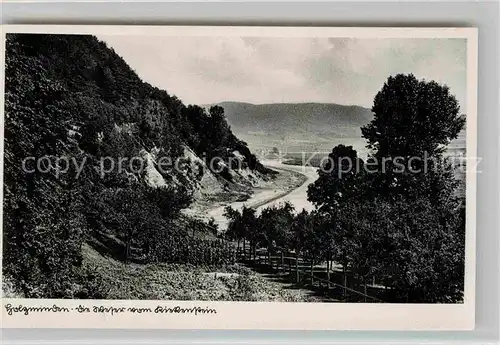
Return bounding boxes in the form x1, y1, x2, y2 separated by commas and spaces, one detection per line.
98, 35, 467, 110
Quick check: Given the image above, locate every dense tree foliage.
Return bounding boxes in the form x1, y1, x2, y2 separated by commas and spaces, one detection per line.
3, 38, 87, 297
359, 75, 466, 301
3, 33, 467, 304
307, 144, 369, 212
2, 34, 268, 298
361, 73, 465, 159
361, 73, 465, 201
224, 74, 466, 303
320, 74, 466, 301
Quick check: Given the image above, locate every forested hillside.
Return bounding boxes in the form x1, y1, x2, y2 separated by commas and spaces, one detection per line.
2, 34, 271, 298
211, 101, 373, 154
217, 102, 372, 136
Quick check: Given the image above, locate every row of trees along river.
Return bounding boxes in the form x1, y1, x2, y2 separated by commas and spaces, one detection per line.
221, 74, 466, 303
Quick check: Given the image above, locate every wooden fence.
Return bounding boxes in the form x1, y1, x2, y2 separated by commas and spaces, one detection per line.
234, 246, 384, 303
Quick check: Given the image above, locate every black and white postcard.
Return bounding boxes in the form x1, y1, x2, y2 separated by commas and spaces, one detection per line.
0, 25, 477, 330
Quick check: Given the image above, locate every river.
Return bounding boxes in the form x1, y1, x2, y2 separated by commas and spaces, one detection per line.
207, 159, 318, 230
256, 159, 317, 213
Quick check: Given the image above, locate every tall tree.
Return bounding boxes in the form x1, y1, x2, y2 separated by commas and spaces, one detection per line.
361, 73, 464, 159
353, 74, 466, 302
307, 144, 367, 212
360, 74, 465, 201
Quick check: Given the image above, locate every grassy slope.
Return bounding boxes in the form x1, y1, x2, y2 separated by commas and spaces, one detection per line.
83, 244, 319, 302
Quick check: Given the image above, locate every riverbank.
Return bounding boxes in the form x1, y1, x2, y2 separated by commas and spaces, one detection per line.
184, 164, 309, 230
255, 160, 318, 213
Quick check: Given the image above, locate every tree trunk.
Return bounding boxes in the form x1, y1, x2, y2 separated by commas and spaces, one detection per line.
242, 238, 246, 260
326, 251, 331, 289
343, 263, 347, 299
280, 252, 284, 273
125, 239, 131, 262
144, 241, 150, 260
295, 253, 300, 283
310, 259, 314, 285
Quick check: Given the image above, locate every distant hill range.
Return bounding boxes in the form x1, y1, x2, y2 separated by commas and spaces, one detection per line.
206, 101, 374, 157
215, 101, 373, 138
208, 101, 466, 161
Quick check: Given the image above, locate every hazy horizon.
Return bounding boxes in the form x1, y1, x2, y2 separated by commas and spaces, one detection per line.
200, 100, 372, 109
97, 36, 467, 111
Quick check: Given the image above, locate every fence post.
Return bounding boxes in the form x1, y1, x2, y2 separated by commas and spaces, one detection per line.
243, 238, 246, 260
326, 252, 331, 289
310, 261, 314, 285
343, 264, 347, 299
295, 254, 299, 283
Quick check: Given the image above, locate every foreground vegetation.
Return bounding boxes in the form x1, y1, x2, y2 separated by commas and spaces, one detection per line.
224, 74, 466, 303
81, 245, 320, 302
2, 34, 270, 298
2, 34, 466, 304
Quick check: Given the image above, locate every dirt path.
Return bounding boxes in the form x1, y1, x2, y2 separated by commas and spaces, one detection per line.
237, 258, 339, 302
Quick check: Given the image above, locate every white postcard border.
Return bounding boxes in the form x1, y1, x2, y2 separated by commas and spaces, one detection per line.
0, 25, 478, 330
